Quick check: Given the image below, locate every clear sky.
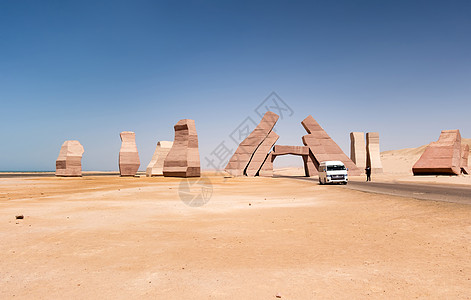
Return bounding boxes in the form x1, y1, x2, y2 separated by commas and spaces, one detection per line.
0, 0, 470, 171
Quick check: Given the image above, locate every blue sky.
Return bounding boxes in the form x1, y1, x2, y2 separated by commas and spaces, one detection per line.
0, 0, 470, 171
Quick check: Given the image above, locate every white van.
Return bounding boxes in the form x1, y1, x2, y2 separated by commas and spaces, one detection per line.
318, 161, 348, 185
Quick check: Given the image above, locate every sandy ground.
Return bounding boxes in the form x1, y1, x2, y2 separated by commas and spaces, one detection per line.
1, 174, 470, 299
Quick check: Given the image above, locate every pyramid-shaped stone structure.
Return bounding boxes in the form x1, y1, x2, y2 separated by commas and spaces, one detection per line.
412, 130, 465, 175
225, 111, 279, 176
301, 115, 361, 176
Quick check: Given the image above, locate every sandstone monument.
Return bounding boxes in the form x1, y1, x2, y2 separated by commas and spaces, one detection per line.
163, 119, 200, 177
412, 130, 463, 175
366, 132, 383, 174
461, 144, 469, 174
303, 155, 317, 176
270, 145, 316, 176
258, 152, 274, 177
350, 132, 366, 171
146, 141, 173, 177
245, 131, 279, 177
225, 111, 279, 176
55, 140, 84, 177
226, 112, 360, 177
119, 131, 140, 176
301, 115, 361, 176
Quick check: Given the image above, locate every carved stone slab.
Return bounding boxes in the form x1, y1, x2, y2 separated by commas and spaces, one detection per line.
301, 115, 361, 176
119, 131, 140, 176
146, 141, 173, 177
366, 132, 383, 174
225, 111, 279, 176
246, 131, 279, 177
163, 119, 200, 177
350, 132, 366, 171
412, 130, 462, 175
55, 140, 84, 177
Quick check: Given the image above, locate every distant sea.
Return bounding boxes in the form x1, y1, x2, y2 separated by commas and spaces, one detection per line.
0, 171, 54, 173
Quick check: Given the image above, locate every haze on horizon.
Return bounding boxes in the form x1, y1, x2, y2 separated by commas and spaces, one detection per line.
0, 0, 470, 171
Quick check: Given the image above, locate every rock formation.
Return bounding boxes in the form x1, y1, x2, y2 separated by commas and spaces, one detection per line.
412, 130, 462, 175
119, 131, 140, 176
55, 140, 84, 177
366, 132, 383, 174
350, 132, 366, 171
270, 145, 317, 176
246, 131, 279, 176
163, 119, 200, 177
460, 144, 469, 175
301, 115, 361, 176
273, 145, 310, 156
303, 155, 318, 176
226, 113, 364, 177
258, 152, 274, 177
225, 111, 279, 176
146, 141, 173, 177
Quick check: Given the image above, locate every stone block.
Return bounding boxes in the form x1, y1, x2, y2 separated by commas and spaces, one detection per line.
119, 131, 140, 176
146, 141, 173, 177
366, 132, 383, 174
163, 119, 200, 177
55, 140, 84, 177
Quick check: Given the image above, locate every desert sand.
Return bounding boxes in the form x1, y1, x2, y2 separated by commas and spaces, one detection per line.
1, 173, 470, 299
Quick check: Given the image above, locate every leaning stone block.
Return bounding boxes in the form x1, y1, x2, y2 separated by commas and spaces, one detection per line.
412, 130, 462, 175
301, 115, 361, 176
146, 141, 173, 177
246, 131, 279, 177
225, 111, 279, 176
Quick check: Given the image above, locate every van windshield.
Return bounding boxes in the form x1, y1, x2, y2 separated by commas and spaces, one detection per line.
327, 165, 346, 171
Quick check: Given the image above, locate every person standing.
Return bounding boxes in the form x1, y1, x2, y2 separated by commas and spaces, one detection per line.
365, 166, 371, 182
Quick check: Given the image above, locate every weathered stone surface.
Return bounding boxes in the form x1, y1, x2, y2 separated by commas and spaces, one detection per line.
163, 119, 200, 177
246, 131, 279, 176
460, 144, 469, 175
146, 141, 173, 177
303, 155, 318, 176
301, 115, 361, 176
273, 145, 309, 156
225, 111, 279, 176
258, 152, 274, 177
412, 130, 462, 175
119, 131, 140, 176
55, 140, 84, 177
350, 132, 366, 171
366, 132, 383, 174
269, 145, 317, 176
